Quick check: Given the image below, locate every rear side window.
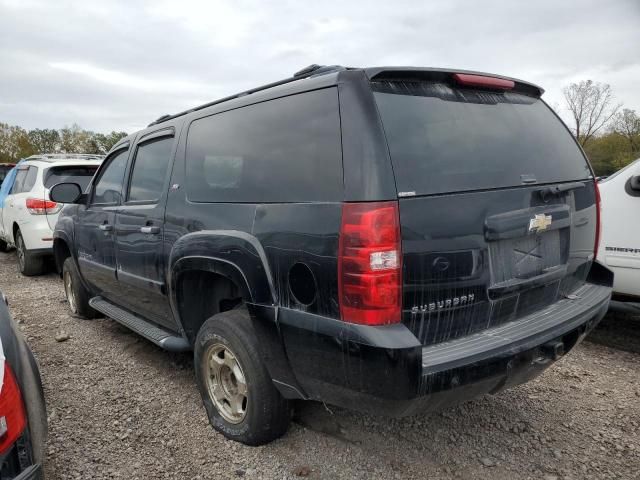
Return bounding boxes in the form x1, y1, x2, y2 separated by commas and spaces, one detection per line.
10, 166, 37, 194
185, 88, 343, 203
11, 169, 28, 194
44, 166, 98, 191
127, 136, 174, 202
23, 166, 37, 192
372, 81, 592, 196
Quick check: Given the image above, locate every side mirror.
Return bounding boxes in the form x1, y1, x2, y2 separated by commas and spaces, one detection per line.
630, 175, 640, 192
49, 182, 83, 204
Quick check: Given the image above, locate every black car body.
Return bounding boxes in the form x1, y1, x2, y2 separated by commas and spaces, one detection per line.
50, 65, 612, 444
0, 293, 47, 478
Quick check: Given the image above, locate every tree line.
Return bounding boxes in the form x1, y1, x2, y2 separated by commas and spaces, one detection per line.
563, 80, 640, 176
1, 81, 639, 176
0, 123, 127, 163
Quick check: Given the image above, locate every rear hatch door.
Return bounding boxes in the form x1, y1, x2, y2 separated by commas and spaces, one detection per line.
43, 163, 100, 230
371, 73, 597, 345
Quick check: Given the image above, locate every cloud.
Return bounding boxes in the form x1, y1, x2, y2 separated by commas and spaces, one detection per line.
0, 0, 638, 132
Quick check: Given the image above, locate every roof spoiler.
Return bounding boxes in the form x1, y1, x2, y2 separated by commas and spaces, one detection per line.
366, 67, 544, 97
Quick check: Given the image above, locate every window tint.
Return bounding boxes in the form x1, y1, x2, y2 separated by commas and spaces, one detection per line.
44, 166, 98, 191
372, 81, 592, 196
10, 168, 28, 194
92, 149, 129, 204
186, 88, 343, 203
127, 136, 174, 202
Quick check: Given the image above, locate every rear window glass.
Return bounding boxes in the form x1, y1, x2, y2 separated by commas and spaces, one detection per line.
185, 88, 343, 203
372, 81, 591, 196
44, 166, 98, 191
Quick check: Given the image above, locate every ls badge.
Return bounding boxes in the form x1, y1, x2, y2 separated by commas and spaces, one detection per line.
528, 213, 552, 233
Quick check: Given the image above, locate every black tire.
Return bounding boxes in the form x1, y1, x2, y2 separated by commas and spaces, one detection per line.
194, 308, 290, 445
62, 257, 99, 319
0, 239, 9, 253
15, 230, 44, 276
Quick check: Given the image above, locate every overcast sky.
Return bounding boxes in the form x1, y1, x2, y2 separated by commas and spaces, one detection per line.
1, 0, 639, 133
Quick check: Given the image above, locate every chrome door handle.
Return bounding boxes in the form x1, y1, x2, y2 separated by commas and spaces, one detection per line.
140, 226, 160, 234
98, 224, 113, 231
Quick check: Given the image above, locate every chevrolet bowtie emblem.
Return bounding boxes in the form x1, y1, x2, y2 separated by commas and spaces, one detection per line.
529, 213, 552, 233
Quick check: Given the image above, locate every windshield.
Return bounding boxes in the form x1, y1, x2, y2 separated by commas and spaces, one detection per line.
44, 165, 98, 191
372, 81, 592, 196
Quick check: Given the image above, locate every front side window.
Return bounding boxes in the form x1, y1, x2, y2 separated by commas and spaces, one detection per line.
127, 136, 174, 202
92, 149, 129, 205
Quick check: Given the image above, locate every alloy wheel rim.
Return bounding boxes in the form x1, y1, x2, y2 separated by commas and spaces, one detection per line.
204, 343, 248, 424
16, 236, 25, 270
64, 270, 77, 313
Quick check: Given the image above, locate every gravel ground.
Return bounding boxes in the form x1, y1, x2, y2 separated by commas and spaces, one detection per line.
0, 251, 638, 480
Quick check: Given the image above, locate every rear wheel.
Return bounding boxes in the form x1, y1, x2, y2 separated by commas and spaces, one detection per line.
0, 239, 8, 253
62, 257, 99, 319
15, 230, 44, 276
194, 308, 290, 445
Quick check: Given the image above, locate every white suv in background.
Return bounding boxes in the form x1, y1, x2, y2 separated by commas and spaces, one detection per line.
0, 154, 103, 275
597, 158, 640, 313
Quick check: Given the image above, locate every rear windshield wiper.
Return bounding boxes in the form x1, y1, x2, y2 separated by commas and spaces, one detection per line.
537, 182, 585, 201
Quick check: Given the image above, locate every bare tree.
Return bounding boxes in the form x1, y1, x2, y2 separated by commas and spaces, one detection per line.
612, 108, 640, 153
563, 80, 621, 146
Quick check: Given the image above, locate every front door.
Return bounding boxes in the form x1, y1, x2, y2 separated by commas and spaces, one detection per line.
114, 129, 176, 329
75, 146, 130, 300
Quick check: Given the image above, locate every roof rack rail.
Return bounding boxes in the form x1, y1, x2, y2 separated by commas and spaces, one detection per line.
147, 64, 346, 127
24, 153, 105, 162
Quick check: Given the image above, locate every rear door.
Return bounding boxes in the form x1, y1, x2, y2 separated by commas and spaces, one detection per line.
4, 165, 38, 244
113, 128, 176, 329
371, 75, 597, 345
75, 147, 130, 299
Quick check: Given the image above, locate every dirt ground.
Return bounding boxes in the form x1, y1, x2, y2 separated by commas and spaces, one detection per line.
0, 251, 638, 480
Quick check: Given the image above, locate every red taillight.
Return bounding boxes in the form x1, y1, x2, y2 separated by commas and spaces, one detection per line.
0, 363, 27, 454
26, 198, 60, 215
594, 180, 602, 259
453, 73, 515, 90
338, 201, 402, 326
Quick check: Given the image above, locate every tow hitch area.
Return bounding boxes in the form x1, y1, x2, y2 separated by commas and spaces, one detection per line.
541, 340, 565, 360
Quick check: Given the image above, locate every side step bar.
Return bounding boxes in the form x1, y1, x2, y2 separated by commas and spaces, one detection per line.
89, 296, 190, 352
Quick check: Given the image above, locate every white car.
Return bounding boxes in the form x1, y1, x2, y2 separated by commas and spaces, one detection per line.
0, 154, 103, 276
596, 158, 640, 313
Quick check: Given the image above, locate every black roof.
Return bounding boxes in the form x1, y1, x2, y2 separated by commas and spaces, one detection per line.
147, 64, 544, 128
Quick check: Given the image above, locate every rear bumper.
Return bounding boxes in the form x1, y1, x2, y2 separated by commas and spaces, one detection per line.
272, 263, 612, 416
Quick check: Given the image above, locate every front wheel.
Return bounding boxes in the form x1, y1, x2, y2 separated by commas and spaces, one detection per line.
15, 230, 44, 276
194, 308, 290, 445
62, 257, 99, 319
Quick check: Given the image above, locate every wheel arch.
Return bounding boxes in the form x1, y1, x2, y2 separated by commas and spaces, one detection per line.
170, 258, 252, 345
53, 236, 72, 275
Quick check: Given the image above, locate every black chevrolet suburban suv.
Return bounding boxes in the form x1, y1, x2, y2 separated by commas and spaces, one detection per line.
49, 65, 613, 445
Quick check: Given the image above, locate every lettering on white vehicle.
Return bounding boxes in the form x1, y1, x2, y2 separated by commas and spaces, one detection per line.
605, 246, 640, 255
